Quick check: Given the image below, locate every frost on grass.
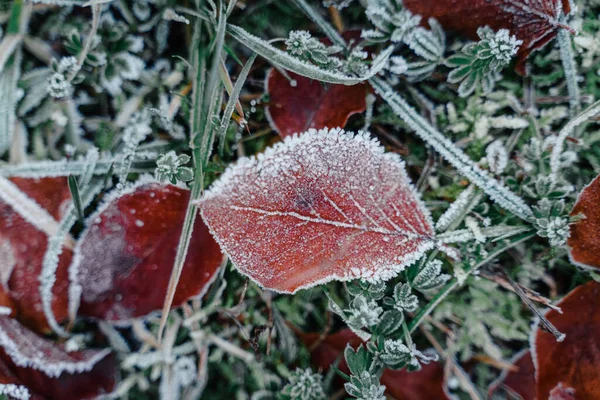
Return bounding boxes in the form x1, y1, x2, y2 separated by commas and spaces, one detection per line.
199, 127, 436, 293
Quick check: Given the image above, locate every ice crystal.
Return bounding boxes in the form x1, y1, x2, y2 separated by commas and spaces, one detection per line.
282, 368, 326, 400
174, 356, 197, 387
0, 384, 30, 400
117, 111, 152, 190
486, 140, 508, 174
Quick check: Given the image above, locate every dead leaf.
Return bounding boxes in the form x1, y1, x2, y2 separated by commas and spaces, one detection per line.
0, 177, 72, 333
70, 181, 224, 322
568, 174, 600, 269
265, 69, 367, 138
533, 281, 600, 400
0, 316, 117, 400
199, 128, 435, 293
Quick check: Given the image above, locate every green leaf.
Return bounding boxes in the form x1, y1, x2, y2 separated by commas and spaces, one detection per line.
375, 310, 404, 336
344, 345, 371, 376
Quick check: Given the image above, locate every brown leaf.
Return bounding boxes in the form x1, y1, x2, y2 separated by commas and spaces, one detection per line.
488, 350, 536, 400
404, 0, 573, 74
0, 316, 117, 400
199, 128, 435, 293
70, 181, 224, 322
568, 174, 600, 269
265, 69, 367, 138
381, 363, 451, 400
0, 177, 72, 333
533, 281, 600, 399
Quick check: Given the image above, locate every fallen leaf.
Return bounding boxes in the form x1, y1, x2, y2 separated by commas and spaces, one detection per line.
0, 316, 116, 400
488, 350, 536, 400
381, 363, 451, 400
568, 174, 600, 269
404, 0, 573, 74
0, 177, 72, 333
265, 30, 369, 138
70, 180, 224, 322
532, 281, 600, 400
199, 128, 436, 293
265, 69, 368, 138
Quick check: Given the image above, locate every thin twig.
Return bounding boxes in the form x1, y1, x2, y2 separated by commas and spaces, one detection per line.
499, 271, 565, 342
480, 271, 562, 313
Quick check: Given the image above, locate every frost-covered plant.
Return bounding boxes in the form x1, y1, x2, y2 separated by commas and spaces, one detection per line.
155, 152, 194, 184
533, 198, 571, 246
280, 368, 326, 400
447, 27, 522, 97
344, 371, 386, 400
363, 0, 445, 80
346, 295, 383, 329
286, 30, 342, 71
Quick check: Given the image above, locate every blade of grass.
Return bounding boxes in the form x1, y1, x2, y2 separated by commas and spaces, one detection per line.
218, 52, 257, 154
157, 0, 228, 343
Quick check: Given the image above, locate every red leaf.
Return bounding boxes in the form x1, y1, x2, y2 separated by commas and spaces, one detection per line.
70, 181, 224, 322
381, 363, 451, 400
568, 174, 600, 269
301, 329, 450, 400
0, 316, 116, 400
265, 69, 368, 138
488, 350, 536, 400
300, 329, 362, 376
0, 177, 72, 333
532, 281, 600, 399
404, 0, 572, 74
200, 128, 435, 293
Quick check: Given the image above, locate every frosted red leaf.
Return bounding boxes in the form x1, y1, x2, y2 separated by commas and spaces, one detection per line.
199, 128, 436, 293
404, 0, 573, 74
0, 177, 72, 333
568, 174, 600, 269
265, 69, 368, 138
0, 316, 116, 399
70, 180, 224, 322
488, 350, 536, 400
301, 329, 451, 400
532, 281, 600, 400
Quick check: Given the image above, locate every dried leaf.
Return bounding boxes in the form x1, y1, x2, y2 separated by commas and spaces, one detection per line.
381, 363, 451, 400
265, 69, 367, 138
488, 350, 536, 400
0, 316, 116, 400
70, 180, 224, 322
0, 177, 72, 333
532, 281, 600, 399
404, 0, 573, 74
199, 128, 436, 293
568, 174, 600, 269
